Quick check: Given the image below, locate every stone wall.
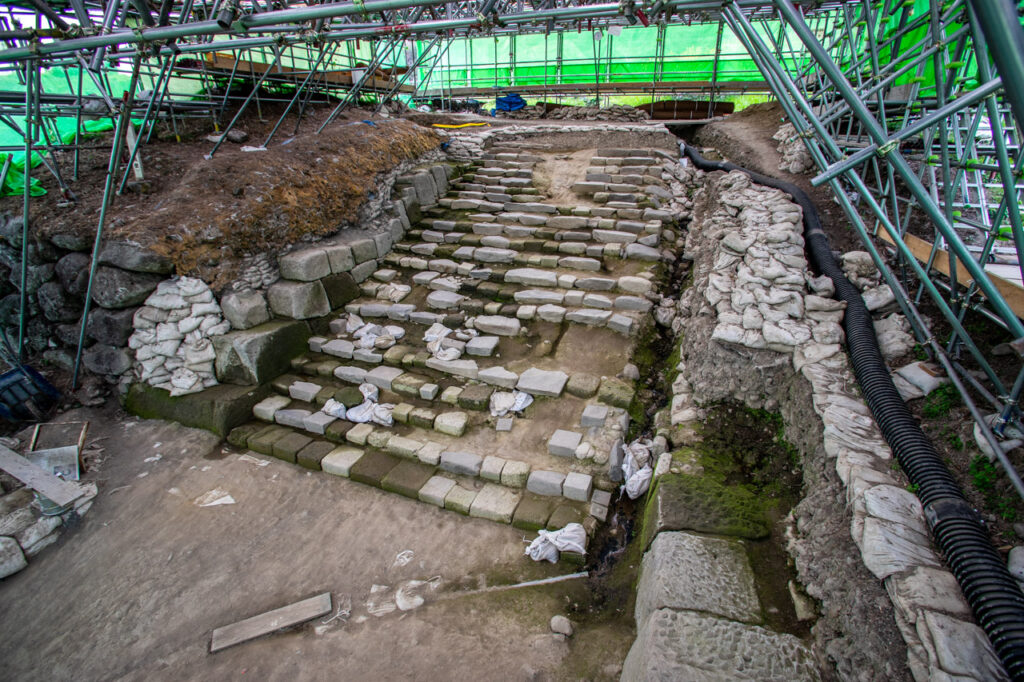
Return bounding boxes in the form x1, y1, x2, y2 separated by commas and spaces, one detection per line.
624, 162, 1007, 680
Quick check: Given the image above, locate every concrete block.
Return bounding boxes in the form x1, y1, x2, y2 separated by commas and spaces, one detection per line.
481, 455, 506, 482
419, 476, 456, 507
527, 470, 565, 496
440, 450, 482, 476
548, 429, 582, 457
563, 472, 593, 502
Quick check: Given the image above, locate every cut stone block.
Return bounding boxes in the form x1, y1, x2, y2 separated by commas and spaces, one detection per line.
548, 429, 582, 457
275, 408, 312, 429
479, 366, 519, 389
409, 408, 436, 429
279, 249, 330, 282
466, 336, 499, 357
288, 381, 322, 402
417, 441, 444, 466
420, 383, 440, 400
481, 455, 506, 482
512, 494, 555, 531
501, 460, 531, 488
527, 470, 565, 496
581, 404, 609, 427
334, 365, 368, 384
271, 431, 312, 463
516, 368, 569, 397
635, 531, 761, 627
425, 358, 479, 380
444, 485, 477, 514
302, 411, 336, 435
267, 281, 330, 320
296, 440, 334, 470
470, 484, 520, 523
365, 366, 404, 391
386, 436, 424, 459
381, 460, 436, 498
434, 412, 468, 437
349, 450, 401, 488
214, 320, 310, 386
346, 422, 374, 445
473, 315, 521, 336
321, 339, 355, 359
440, 450, 482, 476
253, 394, 291, 422
419, 475, 456, 507
457, 383, 493, 410
621, 610, 820, 682
563, 472, 593, 502
221, 290, 270, 330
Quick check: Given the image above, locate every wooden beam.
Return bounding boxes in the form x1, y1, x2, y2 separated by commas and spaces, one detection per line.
878, 229, 1024, 319
0, 445, 85, 507
210, 593, 333, 653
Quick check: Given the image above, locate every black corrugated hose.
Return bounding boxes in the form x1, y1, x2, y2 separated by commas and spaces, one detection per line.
681, 142, 1024, 679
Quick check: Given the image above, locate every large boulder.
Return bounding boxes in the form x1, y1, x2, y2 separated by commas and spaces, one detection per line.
90, 266, 163, 309
83, 344, 132, 376
98, 240, 174, 274
86, 307, 137, 346
36, 281, 81, 322
55, 252, 91, 295
213, 319, 310, 385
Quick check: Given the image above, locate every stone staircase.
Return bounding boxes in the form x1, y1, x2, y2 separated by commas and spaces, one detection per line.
227, 146, 678, 557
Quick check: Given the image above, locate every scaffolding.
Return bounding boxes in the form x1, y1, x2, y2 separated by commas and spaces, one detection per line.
3, 1, 1024, 667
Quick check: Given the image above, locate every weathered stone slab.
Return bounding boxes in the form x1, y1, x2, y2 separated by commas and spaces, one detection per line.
473, 315, 521, 336
635, 531, 761, 627
365, 366, 404, 391
253, 395, 291, 422
381, 460, 435, 498
469, 484, 520, 523
466, 336, 499, 357
419, 475, 456, 507
621, 609, 819, 682
517, 368, 568, 397
548, 429, 582, 457
440, 450, 481, 476
267, 281, 330, 319
321, 446, 363, 477
279, 249, 330, 281
527, 470, 565, 496
478, 366, 518, 388
501, 459, 531, 487
444, 485, 477, 514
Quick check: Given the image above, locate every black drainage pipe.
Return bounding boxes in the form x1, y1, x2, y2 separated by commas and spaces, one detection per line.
681, 142, 1024, 680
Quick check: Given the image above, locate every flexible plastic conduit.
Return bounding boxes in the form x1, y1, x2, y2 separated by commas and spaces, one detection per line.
681, 142, 1024, 679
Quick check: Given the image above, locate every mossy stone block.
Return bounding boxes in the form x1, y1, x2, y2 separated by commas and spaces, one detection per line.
384, 344, 414, 366
321, 272, 360, 309
315, 360, 341, 378
271, 373, 305, 395
566, 373, 601, 398
639, 473, 771, 551
247, 424, 290, 454
512, 493, 555, 531
272, 431, 313, 463
314, 387, 335, 407
547, 503, 585, 530
296, 439, 334, 470
334, 386, 365, 407
349, 450, 401, 488
598, 376, 635, 408
227, 422, 264, 449
409, 407, 436, 429
458, 383, 493, 411
393, 373, 429, 399
476, 282, 501, 299
381, 460, 436, 498
213, 319, 311, 386
444, 485, 477, 514
125, 381, 271, 437
324, 419, 354, 443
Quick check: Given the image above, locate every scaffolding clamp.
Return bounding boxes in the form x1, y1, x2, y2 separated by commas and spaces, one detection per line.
877, 139, 899, 157
353, 0, 370, 20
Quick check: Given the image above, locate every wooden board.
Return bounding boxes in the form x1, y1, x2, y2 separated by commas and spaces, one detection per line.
210, 593, 332, 653
0, 445, 85, 507
877, 228, 1024, 319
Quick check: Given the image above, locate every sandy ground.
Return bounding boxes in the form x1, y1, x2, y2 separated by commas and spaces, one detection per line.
0, 403, 633, 681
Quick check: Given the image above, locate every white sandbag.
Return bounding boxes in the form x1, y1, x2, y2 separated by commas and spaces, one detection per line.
524, 523, 587, 563
489, 390, 534, 417
384, 325, 405, 340
624, 466, 653, 499
359, 383, 379, 402
347, 401, 374, 423
371, 403, 395, 427
423, 322, 451, 344
322, 398, 347, 419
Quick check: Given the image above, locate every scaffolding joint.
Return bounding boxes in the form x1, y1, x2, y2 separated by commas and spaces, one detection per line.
877, 139, 899, 157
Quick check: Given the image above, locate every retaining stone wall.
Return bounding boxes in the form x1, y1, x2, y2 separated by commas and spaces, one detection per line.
624, 164, 1006, 680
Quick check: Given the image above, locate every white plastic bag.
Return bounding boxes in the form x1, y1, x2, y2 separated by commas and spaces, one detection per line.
359, 383, 379, 402
525, 523, 587, 563
624, 466, 653, 499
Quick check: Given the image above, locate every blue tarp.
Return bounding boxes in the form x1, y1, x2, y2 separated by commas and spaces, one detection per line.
495, 93, 526, 112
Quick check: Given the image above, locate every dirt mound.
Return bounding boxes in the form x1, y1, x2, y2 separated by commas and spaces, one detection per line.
120, 118, 439, 288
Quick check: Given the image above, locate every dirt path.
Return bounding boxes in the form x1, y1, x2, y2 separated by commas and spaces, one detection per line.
0, 403, 631, 681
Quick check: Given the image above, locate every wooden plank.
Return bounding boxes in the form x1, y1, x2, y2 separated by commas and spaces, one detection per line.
878, 229, 1024, 319
210, 593, 332, 653
0, 445, 85, 507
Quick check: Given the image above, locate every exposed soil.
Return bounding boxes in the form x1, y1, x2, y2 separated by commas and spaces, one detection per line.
0, 402, 633, 681
1, 103, 440, 291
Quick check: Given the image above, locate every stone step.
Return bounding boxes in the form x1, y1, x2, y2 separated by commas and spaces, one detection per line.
452, 181, 533, 196
250, 377, 624, 489
419, 212, 663, 235
393, 238, 663, 266
407, 225, 659, 249
227, 420, 601, 540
